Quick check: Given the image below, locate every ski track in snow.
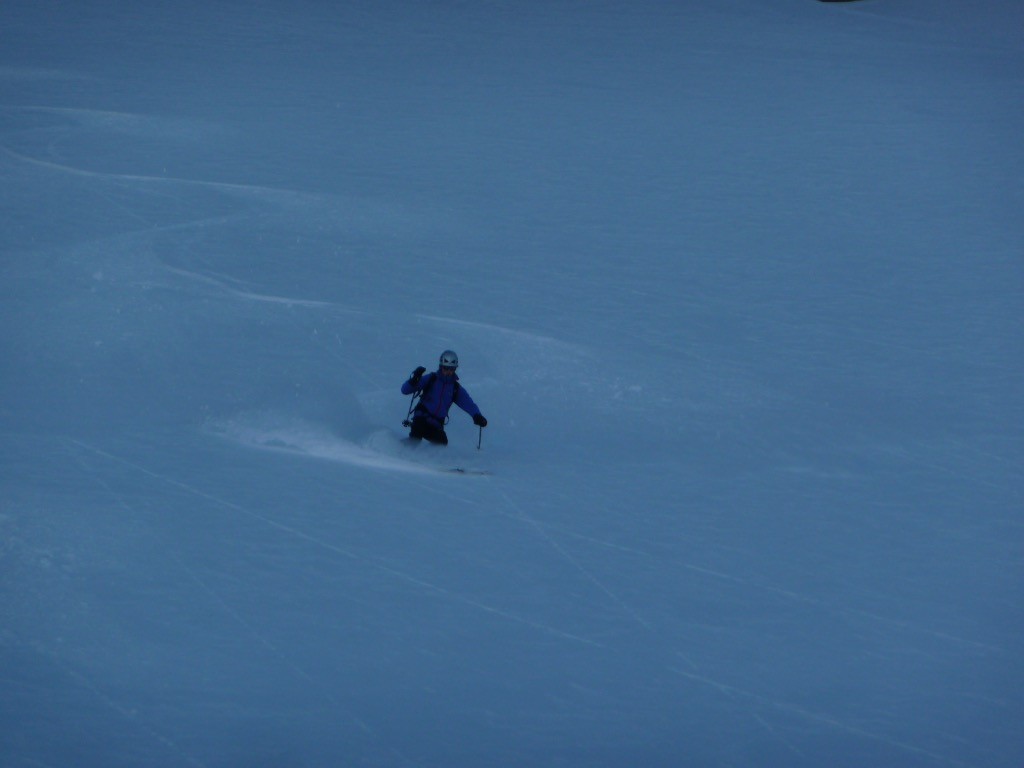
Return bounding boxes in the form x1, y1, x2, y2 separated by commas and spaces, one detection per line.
0, 142, 309, 201
474, 485, 998, 767
481, 477, 1007, 766
670, 667, 982, 768
65, 438, 603, 649
167, 553, 424, 768
161, 264, 354, 310
10, 633, 209, 768
528, 513, 1007, 656
64, 434, 1001, 768
493, 487, 655, 634
62, 442, 424, 768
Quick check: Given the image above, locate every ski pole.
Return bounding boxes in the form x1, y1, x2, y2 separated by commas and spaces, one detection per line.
477, 425, 483, 450
402, 367, 426, 427
402, 391, 419, 428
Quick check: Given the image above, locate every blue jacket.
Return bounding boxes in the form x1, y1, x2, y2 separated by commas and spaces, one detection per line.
402, 370, 481, 427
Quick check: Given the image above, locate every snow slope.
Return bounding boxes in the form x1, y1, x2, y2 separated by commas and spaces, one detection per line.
1, 1, 1021, 766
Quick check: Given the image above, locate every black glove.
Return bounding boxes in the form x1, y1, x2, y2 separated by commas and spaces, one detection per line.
473, 413, 488, 428
410, 366, 426, 385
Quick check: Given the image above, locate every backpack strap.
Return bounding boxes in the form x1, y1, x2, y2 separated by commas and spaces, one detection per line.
420, 373, 458, 399
411, 373, 436, 413
414, 373, 459, 425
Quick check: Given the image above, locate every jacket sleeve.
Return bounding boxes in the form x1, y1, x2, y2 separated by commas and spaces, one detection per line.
454, 386, 480, 417
402, 372, 434, 396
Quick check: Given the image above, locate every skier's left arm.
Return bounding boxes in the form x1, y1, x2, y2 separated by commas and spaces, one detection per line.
455, 387, 487, 427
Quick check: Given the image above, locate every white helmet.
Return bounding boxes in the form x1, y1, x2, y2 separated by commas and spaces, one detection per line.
439, 350, 459, 370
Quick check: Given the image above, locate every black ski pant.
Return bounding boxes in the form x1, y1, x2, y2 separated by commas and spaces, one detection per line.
408, 416, 448, 446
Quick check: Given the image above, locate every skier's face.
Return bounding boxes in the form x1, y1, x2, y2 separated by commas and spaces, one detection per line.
440, 366, 456, 376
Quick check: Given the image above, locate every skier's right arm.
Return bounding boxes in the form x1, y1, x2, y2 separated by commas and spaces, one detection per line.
402, 366, 427, 394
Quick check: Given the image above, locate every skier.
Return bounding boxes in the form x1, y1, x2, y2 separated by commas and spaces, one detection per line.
402, 350, 487, 446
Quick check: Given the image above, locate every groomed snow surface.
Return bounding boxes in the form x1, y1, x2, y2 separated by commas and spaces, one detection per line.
1, 1, 1022, 766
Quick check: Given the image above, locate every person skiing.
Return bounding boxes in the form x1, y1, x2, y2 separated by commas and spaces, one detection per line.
402, 350, 487, 445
